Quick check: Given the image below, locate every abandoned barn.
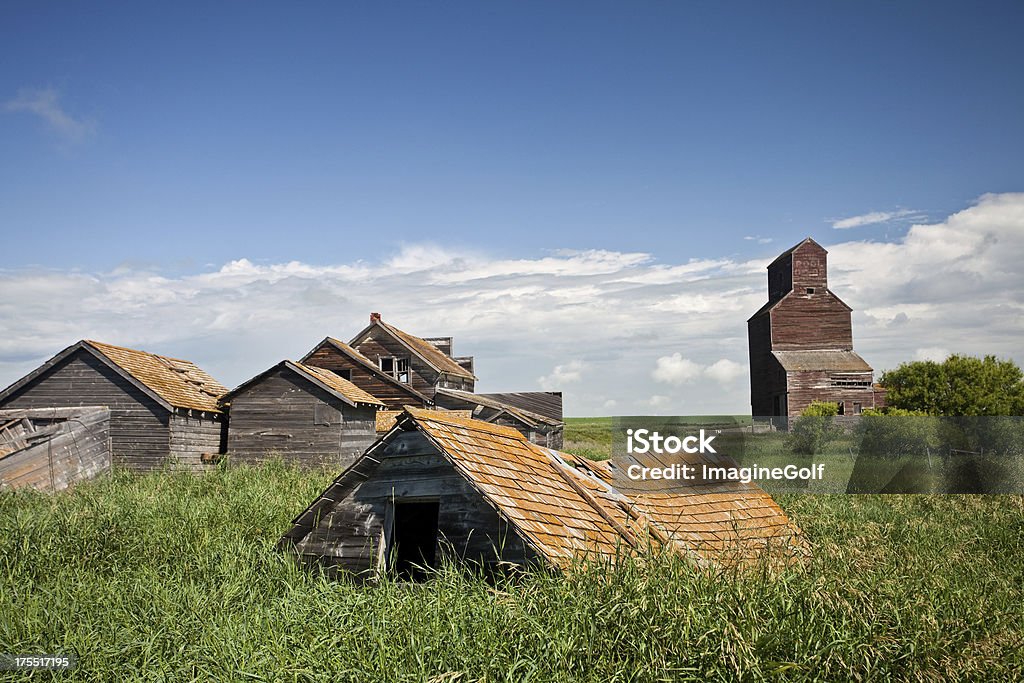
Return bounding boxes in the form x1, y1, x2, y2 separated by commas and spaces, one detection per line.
220, 360, 385, 467
747, 238, 886, 418
280, 408, 802, 579
432, 387, 564, 449
0, 340, 227, 471
0, 406, 111, 492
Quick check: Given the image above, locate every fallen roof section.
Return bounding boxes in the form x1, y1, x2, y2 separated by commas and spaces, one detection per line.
282, 408, 804, 572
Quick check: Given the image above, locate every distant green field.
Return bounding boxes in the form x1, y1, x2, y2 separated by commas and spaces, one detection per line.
1, 465, 1021, 681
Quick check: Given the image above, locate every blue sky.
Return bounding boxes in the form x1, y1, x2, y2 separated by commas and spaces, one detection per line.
1, 3, 1022, 414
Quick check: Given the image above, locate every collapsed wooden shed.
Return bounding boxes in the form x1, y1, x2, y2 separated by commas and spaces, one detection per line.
280, 409, 803, 579
0, 407, 111, 492
221, 360, 385, 467
0, 340, 227, 471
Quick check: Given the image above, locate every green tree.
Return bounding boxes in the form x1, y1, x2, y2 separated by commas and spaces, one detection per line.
787, 401, 842, 455
881, 355, 1024, 415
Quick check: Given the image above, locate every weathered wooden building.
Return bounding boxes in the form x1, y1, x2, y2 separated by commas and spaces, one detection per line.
301, 313, 476, 408
432, 388, 564, 449
747, 238, 885, 418
280, 408, 802, 580
0, 406, 111, 492
221, 360, 384, 467
0, 340, 227, 471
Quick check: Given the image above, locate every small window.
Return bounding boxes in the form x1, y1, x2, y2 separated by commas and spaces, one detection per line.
334, 368, 352, 381
379, 356, 410, 383
853, 402, 862, 415
806, 287, 815, 294
837, 402, 845, 415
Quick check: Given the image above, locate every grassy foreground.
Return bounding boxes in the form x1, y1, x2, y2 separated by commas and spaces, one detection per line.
1, 467, 1023, 681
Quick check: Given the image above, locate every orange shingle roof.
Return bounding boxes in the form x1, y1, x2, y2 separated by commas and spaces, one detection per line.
374, 321, 476, 380
405, 409, 802, 567
85, 340, 226, 413
293, 362, 384, 407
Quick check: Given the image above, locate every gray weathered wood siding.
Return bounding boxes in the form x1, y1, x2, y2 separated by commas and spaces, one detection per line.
169, 414, 226, 470
352, 330, 440, 397
0, 407, 111, 492
294, 430, 539, 577
768, 292, 853, 351
303, 345, 427, 408
0, 350, 171, 470
226, 367, 378, 467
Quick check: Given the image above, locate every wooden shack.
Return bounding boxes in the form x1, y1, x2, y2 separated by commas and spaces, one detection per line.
280, 408, 802, 580
432, 388, 564, 448
0, 406, 111, 492
221, 360, 384, 467
747, 238, 885, 418
301, 313, 476, 408
0, 340, 227, 471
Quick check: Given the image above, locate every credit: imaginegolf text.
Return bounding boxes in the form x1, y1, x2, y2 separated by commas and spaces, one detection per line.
624, 428, 825, 484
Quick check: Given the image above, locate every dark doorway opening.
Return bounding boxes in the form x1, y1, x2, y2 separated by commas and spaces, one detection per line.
392, 500, 440, 581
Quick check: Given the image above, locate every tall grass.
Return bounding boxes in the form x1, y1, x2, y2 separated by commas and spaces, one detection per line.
1, 463, 1022, 681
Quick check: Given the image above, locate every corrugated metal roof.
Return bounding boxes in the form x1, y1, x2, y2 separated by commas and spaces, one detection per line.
772, 350, 872, 372
85, 340, 226, 412
434, 388, 562, 427
474, 391, 563, 423
293, 362, 385, 407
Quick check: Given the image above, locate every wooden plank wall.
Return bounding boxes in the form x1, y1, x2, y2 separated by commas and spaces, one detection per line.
769, 295, 854, 350
0, 350, 171, 471
226, 367, 377, 467
352, 330, 439, 397
303, 345, 427, 409
786, 371, 878, 418
0, 407, 111, 492
169, 413, 225, 470
747, 314, 788, 416
296, 430, 538, 578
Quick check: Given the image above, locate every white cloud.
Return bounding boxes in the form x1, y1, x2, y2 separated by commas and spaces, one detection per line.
5, 87, 94, 142
652, 353, 703, 385
832, 208, 921, 229
914, 347, 949, 363
0, 193, 1021, 417
704, 359, 745, 384
538, 360, 586, 391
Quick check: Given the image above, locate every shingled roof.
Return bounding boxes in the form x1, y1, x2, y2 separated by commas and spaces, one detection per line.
352, 316, 476, 381
282, 408, 804, 571
0, 340, 227, 413
220, 360, 385, 408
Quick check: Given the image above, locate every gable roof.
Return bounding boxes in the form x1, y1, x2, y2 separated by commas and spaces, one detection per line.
0, 340, 226, 413
282, 408, 803, 570
768, 236, 826, 267
301, 337, 433, 404
434, 388, 562, 428
220, 360, 385, 408
350, 317, 476, 380
772, 350, 872, 373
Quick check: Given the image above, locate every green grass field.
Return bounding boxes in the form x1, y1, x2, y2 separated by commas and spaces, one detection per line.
1, 421, 1022, 681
